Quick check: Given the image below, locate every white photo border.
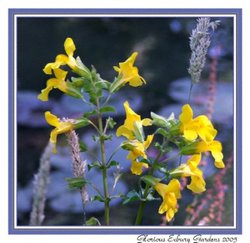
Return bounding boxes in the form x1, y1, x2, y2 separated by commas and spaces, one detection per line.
8, 8, 242, 235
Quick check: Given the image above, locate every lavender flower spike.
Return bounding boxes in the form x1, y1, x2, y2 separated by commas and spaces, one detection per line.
67, 130, 89, 222
188, 18, 220, 84
30, 142, 52, 226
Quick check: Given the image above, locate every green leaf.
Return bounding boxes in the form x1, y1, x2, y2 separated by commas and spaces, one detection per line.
100, 106, 116, 114
122, 190, 141, 205
74, 117, 90, 129
91, 195, 105, 202
151, 112, 176, 128
133, 121, 145, 142
65, 82, 83, 99
82, 79, 93, 92
106, 117, 116, 129
141, 175, 161, 187
102, 134, 113, 141
180, 141, 199, 155
65, 177, 87, 189
145, 193, 160, 202
153, 141, 172, 153
79, 141, 88, 152
92, 135, 99, 142
109, 76, 123, 93
139, 158, 151, 166
85, 217, 101, 226
95, 80, 111, 90
112, 172, 123, 190
155, 128, 169, 138
88, 161, 102, 171
107, 160, 119, 169
154, 163, 169, 174
151, 112, 170, 128
121, 140, 136, 150
75, 56, 91, 77
169, 122, 181, 135
71, 77, 85, 87
110, 193, 124, 200
154, 142, 162, 150
83, 110, 97, 118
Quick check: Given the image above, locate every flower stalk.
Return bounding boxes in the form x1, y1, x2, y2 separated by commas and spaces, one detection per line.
67, 130, 89, 224
96, 97, 110, 225
30, 142, 52, 226
135, 151, 162, 225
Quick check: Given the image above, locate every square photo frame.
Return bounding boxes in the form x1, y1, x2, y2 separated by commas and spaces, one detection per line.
8, 8, 242, 235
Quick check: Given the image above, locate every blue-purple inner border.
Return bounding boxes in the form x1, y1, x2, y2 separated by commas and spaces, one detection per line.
8, 8, 242, 235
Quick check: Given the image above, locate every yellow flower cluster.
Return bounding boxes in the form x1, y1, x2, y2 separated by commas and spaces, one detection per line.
116, 101, 154, 175
179, 104, 224, 169
43, 37, 78, 75
38, 38, 81, 102
38, 37, 226, 225
117, 102, 225, 222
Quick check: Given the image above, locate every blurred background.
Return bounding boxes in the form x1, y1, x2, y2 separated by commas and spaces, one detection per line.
17, 17, 234, 226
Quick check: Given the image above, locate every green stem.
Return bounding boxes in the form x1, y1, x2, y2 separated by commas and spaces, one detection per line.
106, 145, 121, 165
103, 94, 112, 106
135, 200, 146, 225
135, 151, 162, 225
188, 82, 193, 104
96, 98, 110, 226
159, 153, 180, 164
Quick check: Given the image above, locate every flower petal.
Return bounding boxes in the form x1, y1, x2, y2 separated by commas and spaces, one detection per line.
37, 86, 53, 101
179, 104, 193, 124
116, 126, 132, 140
158, 198, 169, 214
184, 129, 198, 141
50, 128, 58, 144
144, 135, 154, 149
214, 160, 225, 169
55, 54, 69, 66
130, 159, 148, 175
166, 179, 181, 199
57, 122, 73, 133
166, 208, 175, 222
43, 63, 54, 75
154, 182, 169, 199
187, 168, 206, 193
45, 111, 60, 127
187, 154, 201, 167
113, 65, 120, 72
198, 127, 217, 143
54, 68, 68, 80
142, 118, 152, 126
64, 37, 76, 57
126, 52, 138, 65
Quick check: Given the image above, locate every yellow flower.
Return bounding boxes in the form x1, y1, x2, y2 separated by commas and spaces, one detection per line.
43, 37, 77, 75
117, 101, 154, 175
170, 154, 206, 193
45, 111, 74, 153
196, 140, 225, 168
38, 68, 68, 101
186, 154, 206, 193
179, 104, 217, 143
111, 52, 146, 92
116, 101, 152, 140
126, 135, 154, 175
154, 179, 181, 222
